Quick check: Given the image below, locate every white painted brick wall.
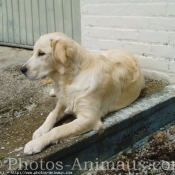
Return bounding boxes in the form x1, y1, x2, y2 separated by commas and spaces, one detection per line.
81, 0, 175, 83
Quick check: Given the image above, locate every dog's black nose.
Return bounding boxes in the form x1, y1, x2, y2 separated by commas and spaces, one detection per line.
20, 66, 28, 74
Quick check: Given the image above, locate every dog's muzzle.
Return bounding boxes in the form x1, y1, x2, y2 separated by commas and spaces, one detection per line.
20, 66, 28, 74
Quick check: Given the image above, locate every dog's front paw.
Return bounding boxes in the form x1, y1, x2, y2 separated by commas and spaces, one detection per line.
24, 139, 46, 155
33, 126, 50, 139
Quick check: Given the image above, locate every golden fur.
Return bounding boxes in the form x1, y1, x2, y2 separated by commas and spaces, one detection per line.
21, 32, 145, 155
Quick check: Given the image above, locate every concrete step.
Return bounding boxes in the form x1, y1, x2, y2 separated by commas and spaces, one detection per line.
6, 85, 175, 175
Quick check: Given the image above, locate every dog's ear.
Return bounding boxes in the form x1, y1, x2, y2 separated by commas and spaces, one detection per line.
51, 38, 74, 67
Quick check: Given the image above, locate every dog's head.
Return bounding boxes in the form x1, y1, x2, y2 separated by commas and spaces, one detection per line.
21, 32, 75, 80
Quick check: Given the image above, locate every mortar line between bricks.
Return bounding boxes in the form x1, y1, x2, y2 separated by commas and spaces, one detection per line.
82, 2, 169, 5
83, 27, 175, 33
82, 14, 175, 18
87, 38, 175, 48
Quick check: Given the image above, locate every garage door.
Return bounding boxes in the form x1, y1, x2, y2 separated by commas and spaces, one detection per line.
0, 0, 81, 49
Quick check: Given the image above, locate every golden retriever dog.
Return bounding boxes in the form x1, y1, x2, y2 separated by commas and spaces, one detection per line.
21, 32, 145, 155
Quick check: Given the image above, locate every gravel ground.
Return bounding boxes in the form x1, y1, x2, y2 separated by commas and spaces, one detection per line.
95, 122, 175, 175
0, 64, 57, 161
0, 60, 76, 174
94, 78, 175, 175
0, 46, 171, 174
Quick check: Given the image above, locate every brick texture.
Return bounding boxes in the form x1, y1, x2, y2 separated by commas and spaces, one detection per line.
81, 0, 175, 76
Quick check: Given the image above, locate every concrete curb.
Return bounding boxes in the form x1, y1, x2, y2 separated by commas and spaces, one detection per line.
8, 85, 175, 175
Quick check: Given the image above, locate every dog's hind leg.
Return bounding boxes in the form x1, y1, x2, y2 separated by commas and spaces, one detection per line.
32, 102, 66, 139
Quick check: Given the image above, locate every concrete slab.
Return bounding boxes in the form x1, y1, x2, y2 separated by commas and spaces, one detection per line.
0, 46, 31, 71
0, 46, 175, 175
4, 85, 174, 175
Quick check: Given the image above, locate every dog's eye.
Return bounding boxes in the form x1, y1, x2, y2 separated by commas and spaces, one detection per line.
38, 52, 45, 56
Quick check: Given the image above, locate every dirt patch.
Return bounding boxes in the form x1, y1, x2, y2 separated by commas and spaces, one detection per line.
0, 65, 57, 159
0, 62, 169, 174
140, 78, 168, 97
